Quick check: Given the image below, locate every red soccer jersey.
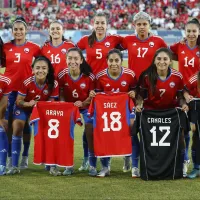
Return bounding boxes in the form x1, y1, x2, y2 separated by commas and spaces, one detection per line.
77, 34, 123, 75
41, 41, 75, 76
185, 73, 200, 98
141, 68, 184, 110
121, 35, 167, 79
57, 68, 95, 107
88, 92, 134, 157
96, 67, 137, 92
30, 101, 82, 167
3, 41, 41, 91
169, 42, 199, 83
18, 76, 59, 103
0, 74, 11, 99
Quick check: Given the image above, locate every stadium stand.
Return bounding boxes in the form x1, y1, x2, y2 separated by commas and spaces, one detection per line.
0, 0, 199, 31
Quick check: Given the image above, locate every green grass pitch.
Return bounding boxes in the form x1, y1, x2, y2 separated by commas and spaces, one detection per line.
0, 61, 196, 200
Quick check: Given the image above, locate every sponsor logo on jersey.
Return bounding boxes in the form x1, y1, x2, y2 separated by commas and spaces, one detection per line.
106, 83, 110, 87
9, 48, 13, 51
169, 82, 175, 88
0, 89, 2, 93
30, 90, 35, 93
24, 48, 30, 53
80, 83, 86, 89
132, 43, 137, 46
181, 51, 185, 54
149, 42, 154, 47
12, 151, 18, 154
61, 49, 67, 54
196, 51, 200, 57
65, 83, 69, 86
105, 42, 110, 47
47, 50, 51, 53
0, 149, 7, 153
121, 81, 127, 86
43, 90, 48, 95
15, 110, 20, 115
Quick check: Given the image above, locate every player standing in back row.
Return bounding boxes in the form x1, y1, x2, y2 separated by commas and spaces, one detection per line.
120, 11, 167, 176
2, 17, 41, 170
169, 18, 200, 176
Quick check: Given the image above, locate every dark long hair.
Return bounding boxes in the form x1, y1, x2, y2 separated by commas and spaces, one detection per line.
67, 47, 92, 76
139, 48, 173, 94
49, 21, 68, 42
32, 56, 55, 93
0, 36, 5, 67
88, 12, 108, 47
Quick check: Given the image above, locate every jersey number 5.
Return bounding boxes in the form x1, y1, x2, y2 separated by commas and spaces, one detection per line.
48, 119, 59, 139
96, 49, 102, 59
102, 112, 122, 132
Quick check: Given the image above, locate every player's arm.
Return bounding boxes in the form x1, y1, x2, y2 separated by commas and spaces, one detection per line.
177, 91, 188, 112
16, 94, 36, 108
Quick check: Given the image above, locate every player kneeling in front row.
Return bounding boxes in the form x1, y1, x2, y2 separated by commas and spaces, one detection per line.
57, 47, 95, 175
6, 56, 60, 175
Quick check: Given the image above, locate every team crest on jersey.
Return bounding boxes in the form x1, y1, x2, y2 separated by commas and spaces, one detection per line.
24, 48, 30, 53
43, 90, 48, 95
196, 51, 200, 57
15, 110, 20, 116
121, 81, 127, 86
61, 49, 67, 54
80, 83, 86, 89
0, 89, 2, 93
169, 82, 175, 88
105, 42, 110, 47
149, 42, 154, 47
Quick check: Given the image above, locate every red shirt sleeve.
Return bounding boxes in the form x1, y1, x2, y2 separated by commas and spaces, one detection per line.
87, 97, 95, 117
30, 105, 39, 124
77, 36, 87, 50
18, 82, 28, 96
169, 42, 179, 55
74, 106, 82, 126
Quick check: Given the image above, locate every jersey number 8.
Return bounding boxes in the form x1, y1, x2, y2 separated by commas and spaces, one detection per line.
48, 119, 59, 139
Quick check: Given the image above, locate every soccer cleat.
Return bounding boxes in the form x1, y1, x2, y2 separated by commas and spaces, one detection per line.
49, 166, 62, 176
123, 157, 131, 172
183, 160, 190, 178
45, 165, 50, 171
6, 157, 12, 170
0, 165, 6, 176
78, 158, 89, 171
20, 156, 28, 169
131, 167, 140, 178
97, 167, 110, 177
88, 166, 97, 176
63, 167, 74, 176
6, 167, 20, 175
187, 169, 200, 179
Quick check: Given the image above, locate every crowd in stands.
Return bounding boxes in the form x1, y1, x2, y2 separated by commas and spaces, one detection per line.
0, 0, 199, 30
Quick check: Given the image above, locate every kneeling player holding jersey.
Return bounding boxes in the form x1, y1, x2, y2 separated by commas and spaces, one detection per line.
7, 56, 59, 175
57, 47, 95, 175
137, 48, 189, 178
89, 49, 137, 177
